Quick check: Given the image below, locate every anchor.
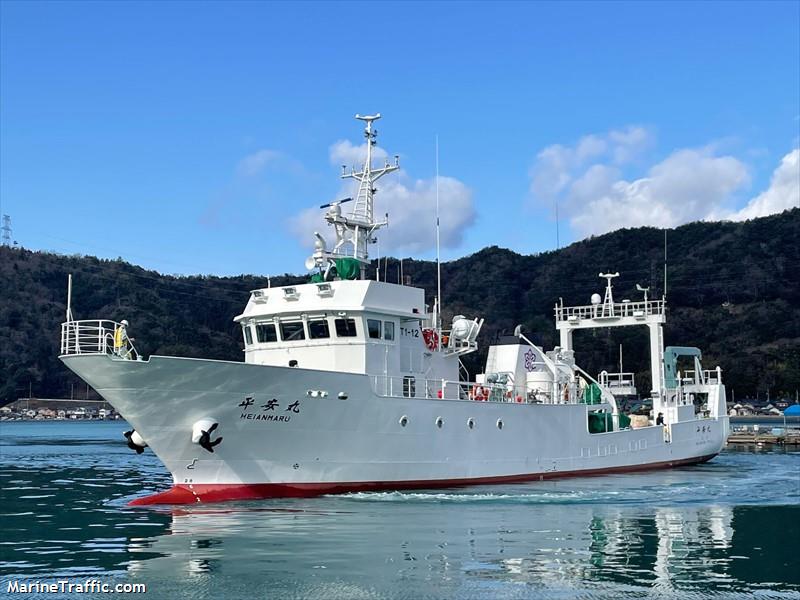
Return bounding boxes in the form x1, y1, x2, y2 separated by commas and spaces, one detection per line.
191, 419, 223, 453
123, 429, 147, 454
198, 423, 223, 453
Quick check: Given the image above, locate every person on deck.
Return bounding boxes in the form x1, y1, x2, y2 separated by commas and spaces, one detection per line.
114, 320, 131, 359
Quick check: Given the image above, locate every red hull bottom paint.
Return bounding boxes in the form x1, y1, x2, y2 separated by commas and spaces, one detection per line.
129, 453, 719, 506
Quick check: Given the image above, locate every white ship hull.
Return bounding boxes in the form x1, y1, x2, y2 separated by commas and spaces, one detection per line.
61, 354, 728, 505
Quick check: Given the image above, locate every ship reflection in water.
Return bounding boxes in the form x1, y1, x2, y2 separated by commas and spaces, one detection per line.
124, 502, 797, 598
1, 422, 798, 599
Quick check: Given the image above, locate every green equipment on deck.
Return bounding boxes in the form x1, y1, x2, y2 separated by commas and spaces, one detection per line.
663, 346, 702, 389
335, 258, 361, 280
587, 411, 630, 432
588, 411, 613, 433
582, 383, 603, 405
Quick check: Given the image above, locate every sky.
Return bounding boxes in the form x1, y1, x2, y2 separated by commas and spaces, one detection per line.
1, 1, 798, 276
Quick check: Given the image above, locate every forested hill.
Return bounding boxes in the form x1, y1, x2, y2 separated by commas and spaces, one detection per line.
1, 209, 798, 403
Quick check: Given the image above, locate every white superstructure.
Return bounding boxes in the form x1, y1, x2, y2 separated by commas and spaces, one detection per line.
58, 115, 728, 505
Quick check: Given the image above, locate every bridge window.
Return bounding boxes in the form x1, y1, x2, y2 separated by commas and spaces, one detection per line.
367, 319, 382, 339
403, 376, 416, 398
384, 321, 395, 341
308, 319, 330, 339
335, 318, 357, 337
243, 325, 253, 345
280, 321, 306, 342
256, 323, 277, 343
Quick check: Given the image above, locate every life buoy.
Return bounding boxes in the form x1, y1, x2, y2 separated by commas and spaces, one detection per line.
515, 395, 524, 404
473, 385, 486, 401
422, 328, 439, 351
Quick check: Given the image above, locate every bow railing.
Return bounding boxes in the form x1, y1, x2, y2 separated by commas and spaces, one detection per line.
60, 320, 138, 359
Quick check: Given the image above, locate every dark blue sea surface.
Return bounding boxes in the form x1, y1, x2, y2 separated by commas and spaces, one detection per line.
1, 420, 798, 599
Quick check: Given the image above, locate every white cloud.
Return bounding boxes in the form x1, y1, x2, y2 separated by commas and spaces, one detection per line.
374, 176, 475, 253
568, 148, 750, 236
727, 149, 799, 221
529, 126, 799, 238
290, 173, 475, 256
236, 149, 281, 177
529, 125, 652, 202
329, 139, 389, 169
289, 139, 474, 257
608, 127, 652, 164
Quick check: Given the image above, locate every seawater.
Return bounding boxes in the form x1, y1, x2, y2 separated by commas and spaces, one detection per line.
0, 421, 798, 600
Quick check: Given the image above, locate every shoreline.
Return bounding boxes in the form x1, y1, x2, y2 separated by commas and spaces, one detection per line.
730, 415, 800, 424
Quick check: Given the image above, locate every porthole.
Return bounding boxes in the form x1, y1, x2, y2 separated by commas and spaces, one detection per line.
496, 419, 504, 430
467, 418, 475, 430
436, 416, 444, 428
399, 415, 408, 427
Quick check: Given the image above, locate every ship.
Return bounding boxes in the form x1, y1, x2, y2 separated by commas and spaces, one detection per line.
59, 114, 729, 505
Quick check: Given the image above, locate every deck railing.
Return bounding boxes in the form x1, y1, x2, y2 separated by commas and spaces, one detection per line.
682, 368, 723, 386
370, 375, 531, 403
598, 371, 636, 389
555, 299, 665, 322
60, 320, 138, 359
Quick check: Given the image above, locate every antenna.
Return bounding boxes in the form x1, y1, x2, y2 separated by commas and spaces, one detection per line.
599, 272, 620, 309
663, 229, 668, 300
636, 283, 650, 303
555, 200, 560, 249
324, 113, 399, 277
375, 236, 381, 281
319, 197, 352, 209
435, 135, 442, 334
1, 215, 11, 246
66, 274, 74, 322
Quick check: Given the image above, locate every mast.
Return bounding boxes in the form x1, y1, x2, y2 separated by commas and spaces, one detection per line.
66, 274, 73, 322
310, 114, 400, 279
663, 229, 668, 300
435, 135, 442, 332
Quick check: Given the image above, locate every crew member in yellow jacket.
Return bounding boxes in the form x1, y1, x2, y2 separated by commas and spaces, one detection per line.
114, 319, 130, 358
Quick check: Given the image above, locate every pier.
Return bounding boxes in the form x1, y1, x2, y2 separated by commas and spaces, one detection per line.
727, 424, 800, 446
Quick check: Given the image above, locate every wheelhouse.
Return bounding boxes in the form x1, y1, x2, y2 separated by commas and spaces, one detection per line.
234, 279, 438, 378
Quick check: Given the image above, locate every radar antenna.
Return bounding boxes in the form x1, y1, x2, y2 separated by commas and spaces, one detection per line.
599, 272, 620, 316
343, 113, 399, 233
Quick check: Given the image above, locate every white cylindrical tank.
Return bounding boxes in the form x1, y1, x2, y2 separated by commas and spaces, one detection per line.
527, 369, 553, 395
526, 343, 554, 400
